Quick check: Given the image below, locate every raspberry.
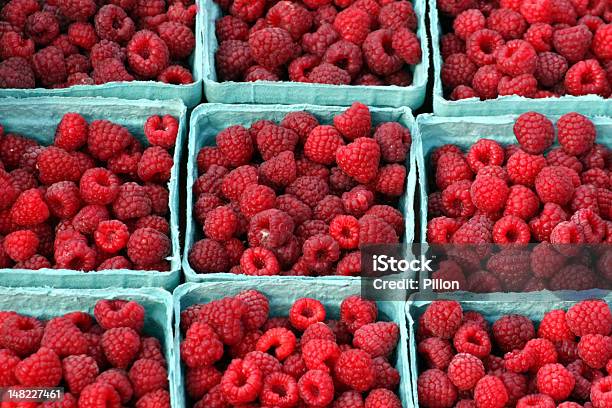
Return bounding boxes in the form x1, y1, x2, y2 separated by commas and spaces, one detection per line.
15, 347, 62, 387
2, 230, 38, 262
0, 348, 19, 387
304, 125, 344, 165
516, 394, 555, 407
62, 355, 98, 395
499, 73, 538, 96
392, 27, 422, 65
255, 327, 296, 361
442, 52, 478, 91
180, 322, 223, 369
32, 46, 67, 86
565, 59, 610, 97
239, 247, 280, 275
353, 321, 398, 358
488, 8, 527, 40
301, 338, 340, 372
188, 239, 226, 274
78, 382, 121, 408
358, 213, 399, 245
340, 295, 377, 334
286, 176, 329, 208
126, 30, 169, 79
56, 0, 96, 22
552, 24, 592, 63
362, 29, 403, 76
275, 195, 311, 227
420, 300, 462, 340
0, 314, 44, 357
593, 23, 612, 59
533, 166, 574, 206
302, 23, 338, 57
448, 353, 485, 391
40, 317, 88, 357
578, 334, 612, 370
334, 138, 380, 184
67, 22, 97, 51
128, 359, 168, 398
156, 22, 194, 60
36, 147, 80, 185
90, 40, 125, 68
473, 375, 509, 408
0, 57, 36, 89
248, 27, 296, 69
513, 112, 555, 154
379, 1, 417, 31
417, 369, 458, 408
281, 112, 319, 144
306, 62, 350, 84
301, 234, 340, 273
256, 124, 299, 161
441, 33, 466, 61
87, 120, 133, 161
591, 376, 612, 408
467, 139, 504, 173
94, 299, 144, 332
230, 0, 265, 22
331, 7, 370, 46
375, 163, 406, 197
454, 323, 492, 357
112, 182, 152, 221
331, 103, 370, 142
333, 349, 375, 392
216, 16, 249, 42
469, 175, 509, 214
265, 1, 312, 41
126, 227, 170, 267
10, 189, 50, 227
25, 11, 59, 46
238, 184, 275, 218
492, 314, 535, 352
144, 115, 178, 149
450, 84, 477, 99
566, 299, 612, 336
92, 58, 134, 84
313, 195, 345, 223
1, 0, 40, 30
100, 327, 140, 369
235, 290, 269, 331
185, 366, 222, 399
137, 146, 173, 183
289, 298, 326, 331
524, 23, 554, 52
54, 113, 88, 152
454, 9, 486, 40
492, 215, 531, 244
297, 370, 334, 406
202, 206, 237, 242
156, 65, 193, 84
218, 166, 256, 203
536, 363, 575, 400
465, 29, 504, 66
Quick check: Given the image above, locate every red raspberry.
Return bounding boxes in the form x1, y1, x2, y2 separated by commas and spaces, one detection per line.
591, 376, 612, 408
302, 23, 338, 57
92, 58, 134, 84
467, 139, 504, 173
94, 299, 144, 332
421, 300, 462, 339
275, 194, 311, 227
230, 0, 265, 22
373, 122, 410, 164
454, 9, 486, 40
202, 206, 236, 242
335, 138, 380, 184
441, 52, 477, 90
188, 239, 228, 274
296, 370, 333, 406
0, 314, 44, 357
157, 22, 194, 60
340, 295, 377, 333
256, 327, 296, 361
593, 23, 612, 59
328, 214, 358, 249
25, 11, 59, 46
302, 234, 339, 273
513, 112, 555, 154
90, 40, 125, 68
313, 195, 344, 223
375, 163, 406, 196
566, 299, 612, 336
333, 391, 364, 408
240, 247, 280, 275
185, 366, 222, 400
565, 59, 610, 97
392, 27, 422, 65
301, 339, 340, 372
216, 40, 253, 81
3, 230, 38, 262
524, 23, 554, 52
128, 358, 168, 398
92, 220, 129, 254
307, 62, 351, 84
193, 164, 228, 197
126, 227, 170, 267
488, 8, 527, 40
334, 348, 375, 392
79, 168, 119, 205
334, 102, 372, 141
519, 0, 553, 23
101, 327, 140, 369
62, 355, 98, 395
15, 347, 62, 387
454, 323, 492, 357
358, 214, 399, 245
536, 363, 575, 400
441, 33, 466, 60
88, 120, 133, 161
304, 125, 344, 165
239, 184, 276, 218
281, 112, 319, 144
219, 166, 256, 203
234, 290, 269, 331
0, 56, 36, 89
56, 0, 96, 22
379, 1, 417, 31
516, 394, 555, 407
502, 185, 539, 221
54, 113, 88, 152
286, 176, 329, 208
525, 338, 558, 371
216, 16, 249, 42
578, 334, 612, 369
78, 382, 121, 408
112, 182, 152, 221
266, 1, 313, 41
417, 369, 458, 408
301, 323, 335, 345
144, 115, 178, 149
137, 146, 173, 183
1, 0, 40, 30
534, 166, 575, 205
353, 321, 398, 358
289, 298, 326, 331
362, 29, 403, 76
249, 27, 297, 69
67, 22, 97, 51
180, 321, 223, 368
552, 24, 592, 63
498, 73, 538, 97
244, 65, 279, 81
40, 316, 88, 357
492, 215, 531, 244
448, 353, 485, 391
157, 65, 193, 84
126, 30, 169, 79
470, 175, 509, 214
466, 29, 504, 66
333, 7, 370, 46
36, 146, 80, 185
256, 124, 299, 161
0, 349, 19, 387
528, 202, 566, 241
10, 189, 50, 227
32, 46, 67, 87
492, 314, 535, 352
474, 375, 509, 408
450, 84, 477, 99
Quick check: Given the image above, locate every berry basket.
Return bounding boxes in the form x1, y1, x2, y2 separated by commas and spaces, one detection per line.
172, 279, 412, 408
0, 97, 186, 290
411, 113, 612, 294
0, 286, 177, 406
200, 0, 429, 108
0, 17, 203, 108
183, 103, 417, 282
405, 289, 612, 407
429, 0, 612, 117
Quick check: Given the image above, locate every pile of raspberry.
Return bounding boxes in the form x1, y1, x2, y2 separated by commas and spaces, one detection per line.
214, 0, 422, 86
180, 290, 402, 407
0, 112, 177, 272
188, 103, 409, 276
0, 299, 170, 408
417, 299, 612, 408
426, 111, 612, 292
0, 0, 196, 89
437, 0, 612, 100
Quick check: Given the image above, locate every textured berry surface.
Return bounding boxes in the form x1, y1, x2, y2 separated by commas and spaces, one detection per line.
0, 0, 195, 88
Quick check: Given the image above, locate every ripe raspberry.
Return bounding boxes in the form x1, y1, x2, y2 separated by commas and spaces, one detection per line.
362, 29, 403, 76
54, 113, 88, 152
3, 230, 38, 262
92, 58, 134, 84
313, 194, 345, 223
301, 338, 340, 372
67, 22, 98, 51
516, 394, 555, 407
513, 112, 555, 154
493, 314, 535, 352
101, 327, 140, 369
239, 184, 276, 218
40, 316, 88, 357
552, 24, 592, 63
144, 115, 178, 149
565, 59, 610, 97
249, 27, 297, 69
536, 363, 575, 400
1, 30, 35, 59
126, 30, 169, 79
335, 138, 380, 184
0, 314, 44, 357
216, 16, 249, 42
10, 189, 50, 227
157, 22, 195, 60
492, 215, 531, 244
442, 52, 477, 89
128, 358, 168, 398
266, 1, 313, 41
0, 57, 36, 89
281, 111, 319, 144
358, 214, 399, 245
524, 23, 554, 53
15, 347, 62, 387
306, 62, 350, 84
304, 125, 344, 165
441, 33, 466, 60
286, 176, 329, 208
450, 84, 477, 99
188, 239, 227, 274
289, 298, 326, 331
448, 353, 485, 391
219, 166, 256, 203
498, 73, 538, 97
301, 234, 340, 273
332, 7, 370, 46
256, 124, 299, 161
375, 163, 406, 196
239, 247, 280, 276
417, 369, 458, 408
94, 299, 144, 332
333, 349, 375, 392
534, 166, 575, 206
0, 349, 19, 387
302, 23, 338, 57
112, 182, 152, 221
467, 139, 504, 173
296, 370, 333, 406
474, 375, 509, 408
126, 227, 170, 267
466, 29, 504, 66
593, 23, 612, 59
566, 299, 612, 336
62, 355, 98, 395
88, 120, 133, 161
257, 327, 296, 361
157, 65, 193, 84
470, 175, 509, 214
26, 11, 59, 46
79, 382, 121, 408
487, 8, 527, 40
32, 46, 67, 87
454, 323, 492, 357
373, 122, 410, 164
578, 334, 612, 370
215, 40, 253, 81
275, 194, 311, 227
591, 376, 612, 408
454, 9, 486, 40
137, 146, 173, 183
392, 27, 422, 65
230, 0, 265, 22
